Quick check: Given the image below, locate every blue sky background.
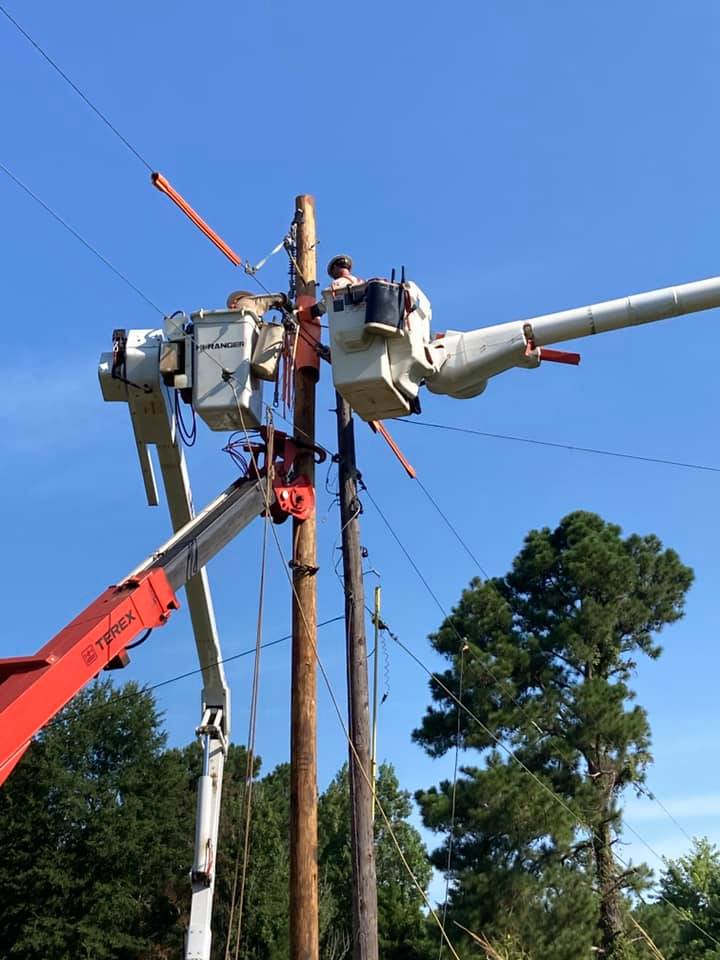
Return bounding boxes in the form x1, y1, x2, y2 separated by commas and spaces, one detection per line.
2, 0, 719, 900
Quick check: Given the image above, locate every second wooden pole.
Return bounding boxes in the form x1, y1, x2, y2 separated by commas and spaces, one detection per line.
336, 394, 379, 960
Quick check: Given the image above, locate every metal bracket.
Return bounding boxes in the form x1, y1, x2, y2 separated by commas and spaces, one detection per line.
524, 322, 581, 366
271, 476, 315, 522
242, 427, 325, 524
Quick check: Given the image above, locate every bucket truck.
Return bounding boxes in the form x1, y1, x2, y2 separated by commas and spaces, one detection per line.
4, 264, 720, 959
324, 270, 720, 420
0, 293, 316, 960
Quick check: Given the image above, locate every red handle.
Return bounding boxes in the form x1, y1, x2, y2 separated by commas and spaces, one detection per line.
539, 348, 581, 366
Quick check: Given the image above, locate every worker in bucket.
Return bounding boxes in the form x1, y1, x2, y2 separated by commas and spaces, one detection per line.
327, 254, 362, 291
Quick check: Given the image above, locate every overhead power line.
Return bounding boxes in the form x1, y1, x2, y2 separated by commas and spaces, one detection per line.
415, 477, 490, 579
0, 4, 153, 172
393, 418, 720, 474
0, 160, 165, 315
50, 616, 345, 727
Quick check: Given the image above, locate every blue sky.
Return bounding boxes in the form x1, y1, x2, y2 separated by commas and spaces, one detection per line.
2, 0, 719, 899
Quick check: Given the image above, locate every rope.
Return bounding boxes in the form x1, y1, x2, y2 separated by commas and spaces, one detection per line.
234, 418, 274, 958
224, 419, 274, 960
243, 237, 286, 276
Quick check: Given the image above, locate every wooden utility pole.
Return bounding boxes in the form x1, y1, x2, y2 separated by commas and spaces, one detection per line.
290, 194, 319, 960
335, 395, 379, 960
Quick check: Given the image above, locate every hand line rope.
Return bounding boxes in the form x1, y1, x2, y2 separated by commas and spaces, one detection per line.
233, 418, 274, 960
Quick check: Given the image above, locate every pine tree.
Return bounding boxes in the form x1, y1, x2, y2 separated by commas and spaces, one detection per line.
636, 838, 720, 959
318, 762, 434, 960
414, 511, 693, 959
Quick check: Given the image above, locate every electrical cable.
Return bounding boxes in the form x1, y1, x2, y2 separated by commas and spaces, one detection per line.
174, 390, 197, 447
0, 4, 154, 172
415, 477, 490, 579
393, 418, 720, 475
0, 160, 165, 315
125, 627, 152, 650
393, 455, 701, 856
363, 485, 459, 628
0, 4, 296, 304
42, 617, 345, 729
222, 433, 251, 475
631, 783, 695, 847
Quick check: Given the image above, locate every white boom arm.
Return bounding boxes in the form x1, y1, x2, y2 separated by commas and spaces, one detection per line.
427, 275, 720, 399
325, 274, 720, 419
99, 330, 228, 960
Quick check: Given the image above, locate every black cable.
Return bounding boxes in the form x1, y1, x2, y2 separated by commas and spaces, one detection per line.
174, 390, 197, 447
363, 486, 455, 621
222, 433, 251, 475
393, 418, 720, 475
47, 615, 346, 727
0, 5, 154, 172
416, 477, 490, 579
0, 160, 164, 315
125, 627, 152, 650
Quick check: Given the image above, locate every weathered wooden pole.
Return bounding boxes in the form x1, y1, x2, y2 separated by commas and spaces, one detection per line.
335, 393, 379, 960
290, 194, 320, 960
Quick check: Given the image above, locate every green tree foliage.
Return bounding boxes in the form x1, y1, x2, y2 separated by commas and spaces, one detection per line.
216, 759, 293, 960
0, 679, 190, 959
635, 838, 720, 959
0, 683, 433, 960
414, 511, 693, 960
318, 762, 433, 960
